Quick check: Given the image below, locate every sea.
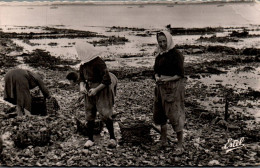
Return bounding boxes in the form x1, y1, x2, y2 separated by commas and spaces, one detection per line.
0, 2, 260, 29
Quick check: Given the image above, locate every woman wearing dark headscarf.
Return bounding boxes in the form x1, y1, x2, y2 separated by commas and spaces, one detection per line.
4, 69, 51, 116
76, 42, 118, 148
153, 31, 185, 154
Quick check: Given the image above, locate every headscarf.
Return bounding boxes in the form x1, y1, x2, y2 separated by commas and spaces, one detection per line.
75, 42, 102, 64
154, 31, 175, 57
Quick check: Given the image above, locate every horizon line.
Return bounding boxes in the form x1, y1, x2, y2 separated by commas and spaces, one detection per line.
0, 0, 258, 6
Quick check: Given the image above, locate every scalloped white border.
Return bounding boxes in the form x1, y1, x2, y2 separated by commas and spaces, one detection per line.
0, 0, 258, 6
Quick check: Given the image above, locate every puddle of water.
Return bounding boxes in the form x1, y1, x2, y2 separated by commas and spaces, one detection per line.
198, 65, 260, 122
237, 100, 260, 122
199, 66, 260, 92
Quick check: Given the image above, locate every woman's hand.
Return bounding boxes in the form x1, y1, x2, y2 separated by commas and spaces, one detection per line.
88, 88, 98, 96
161, 78, 170, 82
161, 75, 181, 82
155, 74, 161, 82
155, 76, 161, 82
80, 82, 88, 94
88, 84, 106, 96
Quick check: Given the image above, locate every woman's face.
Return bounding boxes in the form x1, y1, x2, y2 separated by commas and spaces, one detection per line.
157, 35, 167, 51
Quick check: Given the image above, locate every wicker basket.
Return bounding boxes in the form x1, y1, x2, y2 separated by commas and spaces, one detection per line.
118, 120, 152, 144
13, 127, 51, 149
31, 97, 47, 116
31, 96, 60, 116
46, 97, 60, 115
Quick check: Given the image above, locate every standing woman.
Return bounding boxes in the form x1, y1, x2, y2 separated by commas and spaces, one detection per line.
76, 42, 118, 148
153, 31, 185, 154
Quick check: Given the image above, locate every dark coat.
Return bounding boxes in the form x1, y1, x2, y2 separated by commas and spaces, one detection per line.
4, 69, 50, 112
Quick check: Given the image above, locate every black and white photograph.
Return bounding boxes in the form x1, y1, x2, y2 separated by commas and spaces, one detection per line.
0, 0, 260, 166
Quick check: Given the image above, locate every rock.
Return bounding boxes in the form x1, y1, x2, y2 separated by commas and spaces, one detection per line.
227, 124, 240, 131
0, 135, 3, 154
192, 49, 204, 54
230, 30, 249, 37
208, 160, 220, 166
189, 74, 200, 79
217, 120, 228, 129
243, 48, 260, 56
3, 106, 16, 114
207, 45, 238, 55
241, 129, 260, 142
57, 80, 70, 88
198, 112, 217, 120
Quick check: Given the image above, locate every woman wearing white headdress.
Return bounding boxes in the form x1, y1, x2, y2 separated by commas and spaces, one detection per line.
76, 42, 118, 148
153, 31, 185, 155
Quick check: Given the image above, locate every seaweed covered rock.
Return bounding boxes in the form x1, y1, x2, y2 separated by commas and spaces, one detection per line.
0, 53, 18, 68
241, 128, 260, 142
242, 48, 260, 56
92, 36, 129, 46
0, 135, 3, 154
168, 27, 223, 35
110, 67, 153, 80
24, 49, 80, 70
230, 30, 249, 37
197, 35, 240, 43
207, 45, 239, 55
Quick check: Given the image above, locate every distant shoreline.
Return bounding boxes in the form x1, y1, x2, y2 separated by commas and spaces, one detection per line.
0, 0, 257, 6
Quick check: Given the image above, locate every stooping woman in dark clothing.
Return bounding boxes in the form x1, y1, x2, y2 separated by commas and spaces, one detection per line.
76, 42, 118, 148
4, 69, 51, 116
153, 31, 185, 154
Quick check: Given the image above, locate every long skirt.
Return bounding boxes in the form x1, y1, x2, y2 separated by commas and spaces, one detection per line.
153, 78, 185, 132
84, 72, 118, 122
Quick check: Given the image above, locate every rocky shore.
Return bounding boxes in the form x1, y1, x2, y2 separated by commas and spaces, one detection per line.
0, 26, 259, 166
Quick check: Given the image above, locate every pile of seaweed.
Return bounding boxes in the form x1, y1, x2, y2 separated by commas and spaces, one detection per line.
0, 27, 104, 39
176, 44, 260, 56
108, 26, 146, 32
24, 49, 80, 71
0, 54, 18, 68
197, 35, 241, 43
168, 27, 223, 35
91, 36, 129, 46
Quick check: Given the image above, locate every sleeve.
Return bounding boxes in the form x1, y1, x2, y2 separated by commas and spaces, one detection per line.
79, 64, 85, 83
32, 74, 51, 98
96, 58, 111, 86
37, 79, 51, 98
174, 50, 185, 78
153, 57, 158, 80
154, 57, 159, 74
